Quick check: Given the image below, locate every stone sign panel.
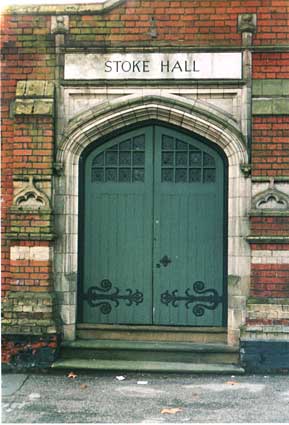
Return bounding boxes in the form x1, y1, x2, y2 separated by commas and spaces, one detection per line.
64, 53, 242, 80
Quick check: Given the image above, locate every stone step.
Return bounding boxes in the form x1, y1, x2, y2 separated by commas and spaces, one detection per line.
60, 340, 239, 364
52, 358, 245, 374
76, 325, 227, 343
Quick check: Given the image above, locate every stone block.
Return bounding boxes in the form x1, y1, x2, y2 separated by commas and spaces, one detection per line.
23, 306, 33, 313
44, 81, 55, 97
14, 99, 34, 115
252, 99, 273, 115
33, 99, 54, 115
15, 80, 54, 98
15, 81, 26, 97
25, 80, 46, 97
273, 98, 289, 115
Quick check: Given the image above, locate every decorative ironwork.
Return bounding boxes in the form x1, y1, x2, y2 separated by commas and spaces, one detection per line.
160, 281, 222, 317
159, 255, 172, 267
83, 279, 144, 314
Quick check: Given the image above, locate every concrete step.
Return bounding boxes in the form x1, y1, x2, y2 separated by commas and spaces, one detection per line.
52, 358, 245, 374
60, 340, 239, 364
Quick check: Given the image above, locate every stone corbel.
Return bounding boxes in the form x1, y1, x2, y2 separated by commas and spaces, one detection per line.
51, 15, 69, 35
240, 163, 252, 178
238, 14, 257, 34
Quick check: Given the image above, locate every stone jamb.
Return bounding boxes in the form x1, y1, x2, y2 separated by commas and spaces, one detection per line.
55, 94, 250, 346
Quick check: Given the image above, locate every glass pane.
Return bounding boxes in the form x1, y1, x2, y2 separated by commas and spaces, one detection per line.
132, 168, 144, 182
189, 151, 201, 166
203, 153, 215, 167
162, 152, 174, 166
189, 168, 201, 182
162, 168, 173, 182
106, 152, 118, 166
176, 139, 187, 151
107, 145, 117, 151
189, 144, 198, 150
133, 152, 145, 166
133, 135, 145, 150
92, 153, 104, 166
119, 152, 131, 165
203, 168, 216, 183
105, 168, 117, 182
176, 168, 187, 182
162, 135, 174, 150
91, 168, 104, 182
119, 168, 131, 182
119, 139, 131, 150
176, 152, 188, 166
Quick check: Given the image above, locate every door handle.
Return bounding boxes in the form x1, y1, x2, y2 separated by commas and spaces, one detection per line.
156, 255, 172, 268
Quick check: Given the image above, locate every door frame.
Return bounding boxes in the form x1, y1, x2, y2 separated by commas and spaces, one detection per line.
77, 122, 229, 327
55, 94, 250, 346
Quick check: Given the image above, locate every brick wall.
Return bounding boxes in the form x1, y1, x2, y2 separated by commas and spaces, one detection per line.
66, 0, 289, 46
1, 0, 289, 369
252, 117, 289, 177
251, 264, 289, 298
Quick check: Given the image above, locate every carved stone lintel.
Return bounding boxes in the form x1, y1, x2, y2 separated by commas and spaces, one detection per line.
238, 14, 257, 34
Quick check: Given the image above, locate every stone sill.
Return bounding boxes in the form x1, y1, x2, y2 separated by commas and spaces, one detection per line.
248, 297, 289, 305
249, 210, 289, 217
6, 233, 57, 241
3, 0, 125, 15
61, 78, 247, 87
246, 236, 289, 244
252, 176, 289, 182
243, 325, 289, 333
10, 207, 52, 215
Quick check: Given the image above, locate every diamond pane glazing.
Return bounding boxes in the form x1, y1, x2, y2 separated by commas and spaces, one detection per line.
133, 135, 145, 150
119, 168, 131, 182
91, 135, 145, 183
203, 153, 215, 167
162, 135, 174, 150
176, 169, 187, 182
161, 133, 216, 184
162, 169, 173, 182
92, 152, 104, 166
204, 168, 216, 183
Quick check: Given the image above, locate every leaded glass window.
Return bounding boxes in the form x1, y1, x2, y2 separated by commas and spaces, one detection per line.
161, 135, 216, 183
91, 135, 145, 183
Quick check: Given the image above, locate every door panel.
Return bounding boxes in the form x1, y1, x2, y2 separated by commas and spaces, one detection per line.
81, 125, 226, 326
153, 127, 224, 326
82, 128, 154, 324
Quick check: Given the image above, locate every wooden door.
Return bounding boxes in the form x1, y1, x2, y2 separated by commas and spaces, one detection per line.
80, 125, 226, 326
81, 128, 153, 324
153, 126, 225, 326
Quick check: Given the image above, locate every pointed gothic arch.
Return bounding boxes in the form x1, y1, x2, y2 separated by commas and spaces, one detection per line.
54, 94, 251, 345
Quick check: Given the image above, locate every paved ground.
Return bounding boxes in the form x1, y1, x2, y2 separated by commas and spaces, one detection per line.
2, 372, 289, 423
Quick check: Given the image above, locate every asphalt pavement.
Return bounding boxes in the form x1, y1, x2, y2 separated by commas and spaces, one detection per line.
2, 372, 289, 423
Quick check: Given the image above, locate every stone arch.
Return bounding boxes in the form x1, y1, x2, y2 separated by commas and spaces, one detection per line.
55, 94, 251, 345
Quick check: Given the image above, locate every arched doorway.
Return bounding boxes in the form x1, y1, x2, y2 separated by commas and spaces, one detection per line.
78, 124, 227, 327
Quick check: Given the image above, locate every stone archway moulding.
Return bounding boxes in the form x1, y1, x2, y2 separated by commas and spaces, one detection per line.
55, 94, 251, 345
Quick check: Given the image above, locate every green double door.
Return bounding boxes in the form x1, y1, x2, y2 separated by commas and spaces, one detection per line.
81, 125, 226, 326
